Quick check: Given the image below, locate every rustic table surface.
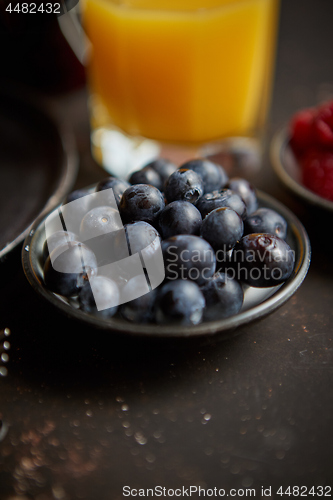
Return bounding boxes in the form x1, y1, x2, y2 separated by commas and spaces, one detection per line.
1, 0, 333, 498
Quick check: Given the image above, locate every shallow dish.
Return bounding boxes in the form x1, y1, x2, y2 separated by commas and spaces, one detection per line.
22, 190, 311, 339
0, 85, 78, 260
271, 127, 333, 212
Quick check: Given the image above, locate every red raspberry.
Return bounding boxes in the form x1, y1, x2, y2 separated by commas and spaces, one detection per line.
289, 108, 316, 155
301, 148, 333, 201
313, 100, 333, 148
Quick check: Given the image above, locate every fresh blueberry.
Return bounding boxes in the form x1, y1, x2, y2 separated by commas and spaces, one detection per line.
230, 233, 295, 287
61, 188, 92, 234
226, 177, 258, 214
128, 167, 163, 191
80, 206, 123, 241
42, 230, 78, 262
196, 188, 247, 219
162, 234, 216, 285
119, 184, 165, 225
164, 169, 204, 204
155, 280, 205, 325
65, 188, 91, 204
244, 208, 288, 240
179, 158, 228, 194
43, 242, 98, 296
126, 221, 161, 257
120, 275, 157, 323
200, 272, 243, 321
145, 158, 177, 186
158, 201, 202, 239
200, 207, 244, 253
94, 177, 130, 208
78, 276, 119, 317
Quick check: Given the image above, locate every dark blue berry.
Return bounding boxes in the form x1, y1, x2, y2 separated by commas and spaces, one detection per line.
162, 234, 216, 285
95, 177, 130, 207
145, 158, 177, 186
196, 188, 247, 219
200, 207, 244, 253
129, 167, 163, 191
179, 158, 228, 194
226, 177, 258, 214
164, 169, 204, 204
155, 280, 205, 325
244, 208, 287, 240
119, 184, 165, 225
61, 188, 92, 234
43, 230, 77, 262
43, 242, 98, 296
158, 201, 202, 239
80, 206, 123, 241
79, 276, 119, 317
200, 272, 243, 321
120, 275, 157, 323
230, 233, 295, 287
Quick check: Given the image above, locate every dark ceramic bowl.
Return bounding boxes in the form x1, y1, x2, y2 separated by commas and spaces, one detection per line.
22, 190, 311, 339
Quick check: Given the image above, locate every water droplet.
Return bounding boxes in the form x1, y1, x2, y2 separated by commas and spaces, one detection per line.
1, 353, 9, 363
203, 413, 211, 421
146, 453, 156, 463
4, 328, 11, 336
241, 476, 253, 487
86, 410, 93, 417
0, 367, 8, 377
134, 432, 147, 445
276, 450, 285, 460
3, 341, 10, 350
24, 245, 30, 252
29, 229, 35, 236
121, 404, 129, 412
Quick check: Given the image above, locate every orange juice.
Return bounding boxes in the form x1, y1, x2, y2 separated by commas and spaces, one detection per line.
83, 0, 279, 144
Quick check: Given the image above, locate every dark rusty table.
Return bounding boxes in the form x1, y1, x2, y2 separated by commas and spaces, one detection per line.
1, 0, 333, 498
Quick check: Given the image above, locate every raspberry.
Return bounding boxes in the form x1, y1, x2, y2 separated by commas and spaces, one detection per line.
313, 100, 333, 148
289, 108, 316, 155
302, 149, 333, 201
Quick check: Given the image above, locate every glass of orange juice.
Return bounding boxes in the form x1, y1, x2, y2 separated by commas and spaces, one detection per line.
79, 0, 280, 177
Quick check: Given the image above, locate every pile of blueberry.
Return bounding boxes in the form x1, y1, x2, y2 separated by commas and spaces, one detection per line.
42, 158, 295, 326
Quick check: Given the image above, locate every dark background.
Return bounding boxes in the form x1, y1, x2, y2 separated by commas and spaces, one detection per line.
0, 0, 333, 498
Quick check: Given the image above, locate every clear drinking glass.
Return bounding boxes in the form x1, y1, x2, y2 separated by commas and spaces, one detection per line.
77, 0, 280, 177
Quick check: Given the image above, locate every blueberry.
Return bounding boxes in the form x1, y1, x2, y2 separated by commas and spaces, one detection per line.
179, 158, 228, 194
226, 177, 258, 215
42, 230, 78, 262
120, 275, 157, 323
43, 242, 98, 296
145, 158, 177, 186
162, 234, 216, 285
158, 201, 202, 239
65, 188, 91, 204
125, 221, 161, 257
80, 206, 123, 241
155, 280, 205, 325
94, 177, 130, 208
78, 276, 119, 317
244, 208, 288, 240
200, 207, 244, 253
164, 169, 204, 204
61, 188, 93, 234
200, 272, 243, 321
129, 167, 163, 191
230, 233, 295, 287
119, 184, 165, 225
196, 188, 247, 219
